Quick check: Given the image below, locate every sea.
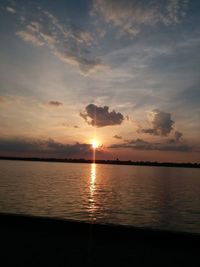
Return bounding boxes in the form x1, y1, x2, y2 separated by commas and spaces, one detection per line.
0, 160, 200, 233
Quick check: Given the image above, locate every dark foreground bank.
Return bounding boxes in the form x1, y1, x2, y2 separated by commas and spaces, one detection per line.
1, 213, 199, 267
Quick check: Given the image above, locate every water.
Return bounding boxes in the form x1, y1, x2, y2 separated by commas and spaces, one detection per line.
0, 160, 200, 233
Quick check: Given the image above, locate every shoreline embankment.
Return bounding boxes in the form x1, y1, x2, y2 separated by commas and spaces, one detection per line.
1, 213, 199, 266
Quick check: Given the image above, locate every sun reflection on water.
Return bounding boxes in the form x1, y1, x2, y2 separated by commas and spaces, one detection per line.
90, 163, 96, 196
89, 163, 97, 219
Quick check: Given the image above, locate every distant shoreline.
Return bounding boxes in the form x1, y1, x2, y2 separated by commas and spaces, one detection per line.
0, 156, 199, 168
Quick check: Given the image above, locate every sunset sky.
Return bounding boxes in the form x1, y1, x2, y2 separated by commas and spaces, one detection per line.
0, 0, 199, 162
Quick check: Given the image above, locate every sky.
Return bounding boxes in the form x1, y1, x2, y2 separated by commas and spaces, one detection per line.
0, 0, 199, 162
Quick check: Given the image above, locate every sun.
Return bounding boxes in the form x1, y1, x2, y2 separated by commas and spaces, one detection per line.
91, 139, 99, 149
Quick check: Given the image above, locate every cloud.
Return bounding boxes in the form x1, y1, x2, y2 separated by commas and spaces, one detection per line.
47, 101, 63, 106
0, 138, 93, 157
109, 138, 193, 152
17, 30, 44, 46
168, 131, 183, 143
6, 6, 16, 13
140, 109, 174, 136
44, 139, 91, 156
92, 0, 189, 36
0, 138, 44, 152
70, 24, 94, 44
13, 5, 103, 74
55, 50, 103, 75
113, 135, 122, 139
174, 131, 183, 142
80, 104, 124, 127
61, 123, 80, 129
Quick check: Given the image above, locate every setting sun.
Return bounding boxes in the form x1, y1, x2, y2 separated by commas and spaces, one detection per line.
91, 140, 99, 149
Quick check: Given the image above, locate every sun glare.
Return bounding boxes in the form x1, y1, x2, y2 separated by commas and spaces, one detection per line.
92, 140, 98, 149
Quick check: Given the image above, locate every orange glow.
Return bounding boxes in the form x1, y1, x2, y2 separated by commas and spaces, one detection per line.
91, 139, 99, 149
90, 163, 96, 191
89, 163, 97, 219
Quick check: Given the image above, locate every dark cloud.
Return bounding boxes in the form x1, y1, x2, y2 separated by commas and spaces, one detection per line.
45, 139, 91, 155
109, 138, 193, 152
48, 101, 63, 106
0, 138, 44, 152
168, 131, 183, 143
141, 109, 174, 136
174, 131, 183, 142
0, 138, 93, 157
80, 104, 124, 127
113, 135, 122, 140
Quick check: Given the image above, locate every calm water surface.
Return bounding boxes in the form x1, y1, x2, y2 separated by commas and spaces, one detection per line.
0, 160, 200, 233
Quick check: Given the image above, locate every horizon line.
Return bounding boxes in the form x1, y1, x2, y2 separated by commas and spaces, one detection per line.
0, 156, 199, 169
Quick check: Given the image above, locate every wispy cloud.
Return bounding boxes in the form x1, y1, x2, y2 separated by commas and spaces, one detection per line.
6, 6, 16, 14
54, 50, 103, 75
61, 123, 80, 129
92, 0, 189, 36
7, 4, 103, 75
17, 27, 44, 47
